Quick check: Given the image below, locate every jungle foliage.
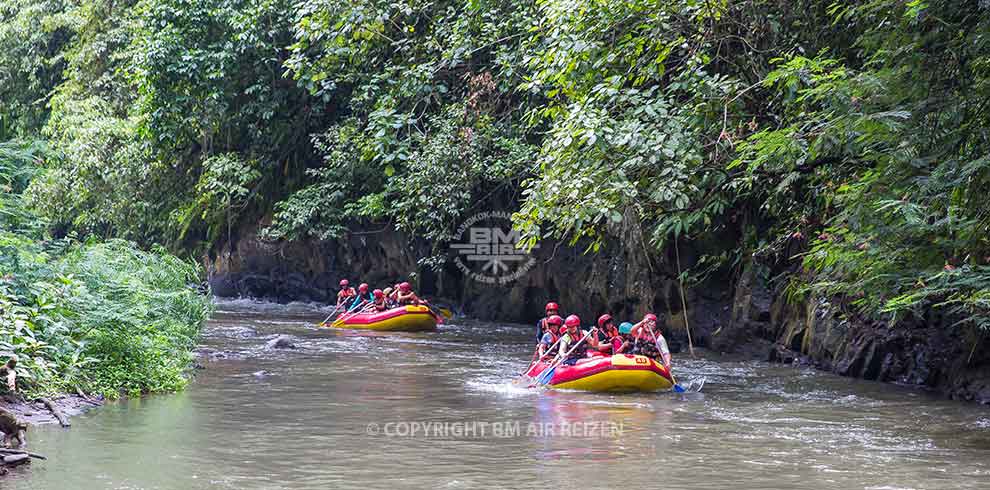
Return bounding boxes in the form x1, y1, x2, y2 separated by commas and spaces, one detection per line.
2, 0, 988, 335
1, 141, 212, 398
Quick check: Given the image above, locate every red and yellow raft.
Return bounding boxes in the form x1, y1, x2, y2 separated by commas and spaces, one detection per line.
526, 354, 674, 392
330, 305, 438, 332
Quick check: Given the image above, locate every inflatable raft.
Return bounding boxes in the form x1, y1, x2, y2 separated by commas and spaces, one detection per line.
525, 354, 674, 392
330, 305, 438, 332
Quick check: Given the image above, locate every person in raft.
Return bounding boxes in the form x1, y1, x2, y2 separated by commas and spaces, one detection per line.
618, 321, 636, 348
395, 282, 422, 305
537, 315, 564, 359
371, 289, 389, 312
346, 283, 374, 312
556, 315, 600, 365
382, 287, 397, 307
595, 314, 629, 354
630, 313, 671, 368
536, 302, 560, 342
336, 279, 356, 308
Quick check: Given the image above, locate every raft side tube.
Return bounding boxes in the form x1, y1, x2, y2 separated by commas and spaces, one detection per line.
527, 354, 673, 392
331, 305, 437, 331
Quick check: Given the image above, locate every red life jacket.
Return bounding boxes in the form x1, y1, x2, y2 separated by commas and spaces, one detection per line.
610, 337, 623, 352
537, 317, 552, 342
373, 298, 387, 311
563, 330, 590, 361
601, 328, 622, 352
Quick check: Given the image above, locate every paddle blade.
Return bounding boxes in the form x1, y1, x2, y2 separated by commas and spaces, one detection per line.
536, 366, 556, 385
672, 377, 706, 393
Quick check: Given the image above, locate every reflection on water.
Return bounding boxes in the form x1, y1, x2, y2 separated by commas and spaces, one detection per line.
9, 298, 990, 489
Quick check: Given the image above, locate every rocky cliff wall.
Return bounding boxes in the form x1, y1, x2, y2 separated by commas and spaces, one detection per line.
716, 261, 990, 403
204, 221, 730, 347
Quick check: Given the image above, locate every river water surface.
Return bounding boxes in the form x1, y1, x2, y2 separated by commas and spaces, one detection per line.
9, 299, 990, 489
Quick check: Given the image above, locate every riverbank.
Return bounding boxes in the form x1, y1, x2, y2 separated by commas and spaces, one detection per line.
0, 393, 102, 475
1, 394, 103, 426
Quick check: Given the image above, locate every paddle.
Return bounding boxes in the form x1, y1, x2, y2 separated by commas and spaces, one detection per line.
646, 325, 671, 370
317, 303, 343, 327
425, 304, 453, 319
421, 302, 447, 324
332, 303, 374, 326
526, 319, 549, 365
343, 299, 375, 316
513, 346, 543, 385
646, 326, 704, 393
331, 302, 376, 328
534, 328, 597, 386
522, 334, 564, 378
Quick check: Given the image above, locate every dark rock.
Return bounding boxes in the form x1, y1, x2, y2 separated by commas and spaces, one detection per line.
712, 261, 772, 353
265, 335, 296, 350
769, 344, 798, 364
194, 348, 231, 361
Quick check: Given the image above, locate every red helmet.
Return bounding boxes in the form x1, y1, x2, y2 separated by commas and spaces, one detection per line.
358, 283, 369, 293
559, 325, 568, 334
373, 289, 383, 298
547, 315, 563, 326
398, 282, 412, 292
597, 314, 613, 328
545, 302, 559, 313
339, 279, 349, 288
564, 314, 581, 327
644, 313, 658, 323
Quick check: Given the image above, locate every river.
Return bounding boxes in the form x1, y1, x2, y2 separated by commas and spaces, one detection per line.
8, 299, 990, 489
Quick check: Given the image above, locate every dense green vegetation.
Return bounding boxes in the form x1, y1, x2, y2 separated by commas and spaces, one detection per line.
2, 0, 988, 345
1, 141, 211, 398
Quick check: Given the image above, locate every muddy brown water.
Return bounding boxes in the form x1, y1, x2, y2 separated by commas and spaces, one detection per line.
7, 299, 990, 489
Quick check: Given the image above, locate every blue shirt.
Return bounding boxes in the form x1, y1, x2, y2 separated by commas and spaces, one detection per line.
347, 293, 374, 312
